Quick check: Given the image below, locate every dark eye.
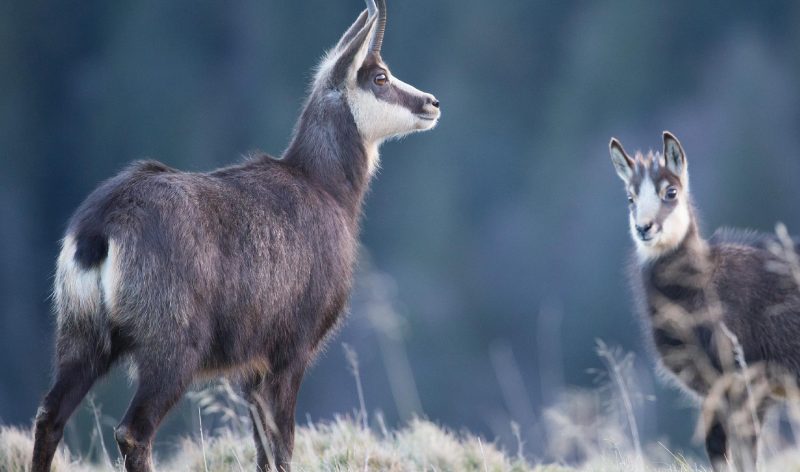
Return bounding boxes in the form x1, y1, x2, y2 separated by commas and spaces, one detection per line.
627, 194, 634, 204
665, 186, 678, 201
374, 73, 388, 86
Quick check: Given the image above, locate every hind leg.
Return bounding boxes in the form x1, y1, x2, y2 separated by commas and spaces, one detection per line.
115, 351, 197, 472
32, 350, 113, 472
246, 363, 306, 472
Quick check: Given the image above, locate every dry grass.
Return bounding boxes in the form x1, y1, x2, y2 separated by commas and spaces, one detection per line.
0, 426, 88, 472
20, 409, 800, 471
9, 360, 800, 471
0, 414, 697, 472
6, 370, 800, 471
6, 334, 800, 471
0, 417, 529, 472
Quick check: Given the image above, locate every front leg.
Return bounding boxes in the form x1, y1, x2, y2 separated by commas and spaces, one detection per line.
703, 389, 764, 472
705, 419, 728, 472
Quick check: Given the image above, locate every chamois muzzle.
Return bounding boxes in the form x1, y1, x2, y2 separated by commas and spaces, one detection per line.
418, 95, 441, 120
636, 221, 655, 240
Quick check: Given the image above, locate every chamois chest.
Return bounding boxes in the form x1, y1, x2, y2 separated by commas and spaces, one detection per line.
635, 255, 720, 395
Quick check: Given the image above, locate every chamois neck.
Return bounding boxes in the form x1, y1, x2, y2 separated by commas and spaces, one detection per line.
281, 92, 372, 215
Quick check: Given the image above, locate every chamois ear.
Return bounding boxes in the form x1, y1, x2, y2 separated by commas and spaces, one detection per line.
329, 15, 377, 86
333, 9, 370, 53
662, 131, 686, 177
609, 138, 634, 183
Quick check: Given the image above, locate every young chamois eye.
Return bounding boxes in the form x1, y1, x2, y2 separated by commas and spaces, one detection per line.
664, 186, 678, 201
374, 73, 388, 86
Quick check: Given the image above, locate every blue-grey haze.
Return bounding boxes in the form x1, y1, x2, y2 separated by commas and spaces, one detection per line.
1, 0, 799, 463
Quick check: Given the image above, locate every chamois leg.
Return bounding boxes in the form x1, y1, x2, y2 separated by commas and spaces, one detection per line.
704, 419, 728, 472
33, 322, 115, 472
705, 395, 764, 472
246, 380, 277, 472
731, 434, 758, 472
115, 355, 195, 472
728, 388, 767, 472
727, 414, 762, 472
247, 364, 306, 472
32, 356, 112, 472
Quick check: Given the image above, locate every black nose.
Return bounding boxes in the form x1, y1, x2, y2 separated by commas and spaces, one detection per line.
636, 222, 654, 237
430, 97, 440, 108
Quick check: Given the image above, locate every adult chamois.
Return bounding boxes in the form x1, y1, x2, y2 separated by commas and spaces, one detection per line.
610, 132, 800, 472
31, 1, 440, 471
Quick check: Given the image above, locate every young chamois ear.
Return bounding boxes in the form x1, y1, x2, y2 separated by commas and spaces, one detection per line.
663, 131, 687, 179
609, 138, 635, 183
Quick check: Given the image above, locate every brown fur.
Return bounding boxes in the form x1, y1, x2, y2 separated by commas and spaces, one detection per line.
31, 2, 439, 471
612, 133, 800, 472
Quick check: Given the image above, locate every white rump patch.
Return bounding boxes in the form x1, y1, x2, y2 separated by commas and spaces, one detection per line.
54, 235, 120, 320
101, 240, 121, 313
55, 235, 102, 317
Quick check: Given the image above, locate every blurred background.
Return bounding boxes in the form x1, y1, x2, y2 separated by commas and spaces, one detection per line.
2, 0, 800, 464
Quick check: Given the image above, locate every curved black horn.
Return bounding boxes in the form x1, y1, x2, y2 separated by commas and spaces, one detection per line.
367, 0, 387, 53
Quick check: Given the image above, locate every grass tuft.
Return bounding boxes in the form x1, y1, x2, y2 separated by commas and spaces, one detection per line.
7, 407, 800, 471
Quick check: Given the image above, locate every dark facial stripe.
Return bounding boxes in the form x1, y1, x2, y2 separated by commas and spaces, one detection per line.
357, 53, 427, 113
654, 188, 678, 227
389, 82, 427, 113
629, 151, 683, 196
628, 151, 685, 227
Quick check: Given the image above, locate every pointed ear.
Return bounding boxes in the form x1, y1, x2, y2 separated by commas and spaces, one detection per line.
329, 15, 377, 86
333, 9, 370, 53
662, 131, 686, 176
609, 138, 634, 182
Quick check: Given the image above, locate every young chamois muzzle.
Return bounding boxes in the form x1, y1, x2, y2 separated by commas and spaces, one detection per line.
31, 1, 439, 471
610, 132, 800, 472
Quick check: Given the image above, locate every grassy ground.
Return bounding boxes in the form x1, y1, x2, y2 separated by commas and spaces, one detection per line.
0, 416, 684, 472
5, 376, 800, 472
8, 335, 800, 471
6, 403, 800, 471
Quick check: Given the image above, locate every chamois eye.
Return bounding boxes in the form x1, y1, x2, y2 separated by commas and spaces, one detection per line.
627, 194, 635, 204
665, 186, 678, 201
374, 73, 388, 86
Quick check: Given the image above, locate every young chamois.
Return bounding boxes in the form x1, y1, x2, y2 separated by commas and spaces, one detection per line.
610, 132, 800, 472
31, 1, 440, 471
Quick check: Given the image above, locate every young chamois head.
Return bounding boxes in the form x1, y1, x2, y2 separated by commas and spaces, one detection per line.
609, 132, 693, 261
309, 0, 440, 172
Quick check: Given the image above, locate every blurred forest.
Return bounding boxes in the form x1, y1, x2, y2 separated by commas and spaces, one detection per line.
2, 0, 800, 463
